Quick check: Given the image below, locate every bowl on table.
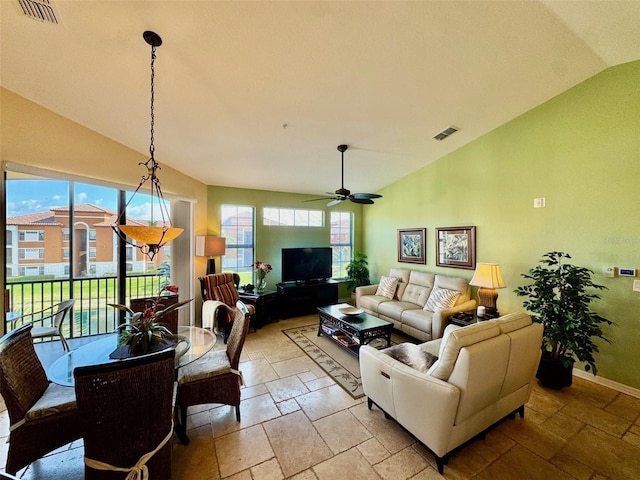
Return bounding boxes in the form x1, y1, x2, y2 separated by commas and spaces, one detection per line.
339, 306, 364, 317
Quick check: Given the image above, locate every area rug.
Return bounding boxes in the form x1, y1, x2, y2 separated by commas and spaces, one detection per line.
283, 323, 416, 399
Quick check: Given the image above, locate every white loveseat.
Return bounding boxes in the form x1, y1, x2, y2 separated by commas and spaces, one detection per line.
355, 268, 476, 341
359, 312, 543, 473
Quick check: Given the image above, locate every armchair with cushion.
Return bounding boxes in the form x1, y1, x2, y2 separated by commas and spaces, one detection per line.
199, 273, 254, 343
0, 325, 82, 475
13, 299, 74, 351
359, 312, 543, 473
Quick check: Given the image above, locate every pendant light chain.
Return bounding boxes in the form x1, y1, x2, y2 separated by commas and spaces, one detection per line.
111, 31, 183, 261
149, 45, 156, 159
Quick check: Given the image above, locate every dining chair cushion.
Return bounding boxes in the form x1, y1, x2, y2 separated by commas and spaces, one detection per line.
25, 383, 77, 421
177, 350, 231, 385
30, 326, 58, 337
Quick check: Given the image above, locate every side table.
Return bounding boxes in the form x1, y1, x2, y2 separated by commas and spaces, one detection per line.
238, 289, 279, 330
448, 311, 477, 327
448, 310, 500, 327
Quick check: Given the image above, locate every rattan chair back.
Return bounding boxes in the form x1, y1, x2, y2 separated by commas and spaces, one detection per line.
74, 349, 176, 480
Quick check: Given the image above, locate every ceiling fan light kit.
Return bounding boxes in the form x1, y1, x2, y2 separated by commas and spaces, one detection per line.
305, 144, 383, 207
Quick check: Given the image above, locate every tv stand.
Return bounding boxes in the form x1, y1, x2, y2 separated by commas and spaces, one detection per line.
277, 280, 339, 319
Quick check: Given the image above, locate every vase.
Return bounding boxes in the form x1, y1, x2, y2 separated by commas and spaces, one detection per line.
257, 277, 267, 292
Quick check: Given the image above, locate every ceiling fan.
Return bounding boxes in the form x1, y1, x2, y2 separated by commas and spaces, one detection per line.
305, 145, 383, 207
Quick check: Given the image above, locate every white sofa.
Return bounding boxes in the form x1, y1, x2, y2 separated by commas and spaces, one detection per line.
355, 268, 476, 341
359, 312, 543, 473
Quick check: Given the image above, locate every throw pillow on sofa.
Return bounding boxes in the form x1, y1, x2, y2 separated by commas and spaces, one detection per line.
383, 343, 438, 373
375, 276, 399, 299
424, 287, 460, 311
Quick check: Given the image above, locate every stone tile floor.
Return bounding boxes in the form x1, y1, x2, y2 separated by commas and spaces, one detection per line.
2, 314, 640, 479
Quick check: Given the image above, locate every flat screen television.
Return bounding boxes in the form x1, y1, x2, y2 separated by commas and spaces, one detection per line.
281, 247, 332, 283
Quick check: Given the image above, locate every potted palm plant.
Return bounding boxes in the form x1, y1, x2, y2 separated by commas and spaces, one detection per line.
109, 286, 192, 355
514, 251, 613, 389
346, 252, 371, 298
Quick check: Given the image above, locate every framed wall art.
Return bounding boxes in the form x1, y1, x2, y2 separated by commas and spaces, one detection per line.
398, 228, 426, 264
435, 226, 476, 269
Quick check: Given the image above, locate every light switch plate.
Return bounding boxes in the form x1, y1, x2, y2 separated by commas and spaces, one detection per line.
603, 266, 615, 278
633, 280, 640, 292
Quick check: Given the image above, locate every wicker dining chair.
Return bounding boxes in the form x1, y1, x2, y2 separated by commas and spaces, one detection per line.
0, 325, 82, 475
176, 307, 250, 444
74, 348, 176, 480
13, 299, 74, 351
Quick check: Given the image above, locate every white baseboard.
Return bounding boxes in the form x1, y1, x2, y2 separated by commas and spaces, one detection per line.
572, 368, 640, 399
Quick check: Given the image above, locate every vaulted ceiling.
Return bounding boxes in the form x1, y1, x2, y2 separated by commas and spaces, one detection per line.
2, 1, 639, 198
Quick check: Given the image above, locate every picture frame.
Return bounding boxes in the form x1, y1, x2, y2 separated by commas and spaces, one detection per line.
435, 226, 476, 269
398, 228, 426, 264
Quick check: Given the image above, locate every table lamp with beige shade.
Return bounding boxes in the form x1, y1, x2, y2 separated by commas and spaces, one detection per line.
196, 236, 226, 275
469, 263, 506, 318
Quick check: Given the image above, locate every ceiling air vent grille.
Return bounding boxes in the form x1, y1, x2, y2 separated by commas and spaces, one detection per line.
433, 126, 459, 141
17, 0, 61, 24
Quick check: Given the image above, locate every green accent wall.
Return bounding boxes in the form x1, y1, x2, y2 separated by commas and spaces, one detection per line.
206, 186, 363, 298
363, 60, 640, 388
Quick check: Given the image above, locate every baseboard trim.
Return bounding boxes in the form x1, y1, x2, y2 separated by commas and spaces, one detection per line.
572, 368, 640, 399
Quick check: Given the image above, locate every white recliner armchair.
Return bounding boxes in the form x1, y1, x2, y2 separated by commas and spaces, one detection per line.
359, 312, 543, 473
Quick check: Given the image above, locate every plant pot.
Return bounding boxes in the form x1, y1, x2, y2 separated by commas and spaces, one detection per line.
536, 352, 573, 389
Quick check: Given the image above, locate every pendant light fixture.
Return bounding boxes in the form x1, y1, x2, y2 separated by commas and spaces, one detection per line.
112, 31, 183, 260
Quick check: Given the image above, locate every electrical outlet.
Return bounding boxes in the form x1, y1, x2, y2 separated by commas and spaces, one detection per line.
533, 197, 546, 208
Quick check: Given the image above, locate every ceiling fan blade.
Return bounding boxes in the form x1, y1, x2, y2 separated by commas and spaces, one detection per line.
351, 193, 383, 200
303, 197, 336, 202
349, 197, 374, 205
327, 199, 343, 207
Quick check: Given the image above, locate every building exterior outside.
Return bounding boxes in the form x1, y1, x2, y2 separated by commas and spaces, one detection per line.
6, 204, 168, 279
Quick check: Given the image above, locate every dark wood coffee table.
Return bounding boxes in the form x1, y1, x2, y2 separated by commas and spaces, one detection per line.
317, 303, 393, 357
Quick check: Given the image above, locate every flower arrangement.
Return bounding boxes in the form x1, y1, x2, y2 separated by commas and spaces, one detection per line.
252, 260, 273, 292
252, 260, 273, 281
109, 285, 192, 354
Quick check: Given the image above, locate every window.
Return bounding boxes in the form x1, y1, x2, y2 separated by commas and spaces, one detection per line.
221, 205, 255, 285
19, 266, 44, 276
263, 208, 323, 227
62, 229, 70, 242
89, 247, 97, 259
330, 211, 353, 278
19, 230, 44, 241
19, 248, 44, 260
62, 247, 70, 259
89, 229, 97, 241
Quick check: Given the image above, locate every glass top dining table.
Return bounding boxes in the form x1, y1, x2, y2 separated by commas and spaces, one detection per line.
47, 326, 216, 387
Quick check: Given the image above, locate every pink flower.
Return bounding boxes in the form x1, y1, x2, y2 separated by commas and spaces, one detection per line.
252, 261, 273, 274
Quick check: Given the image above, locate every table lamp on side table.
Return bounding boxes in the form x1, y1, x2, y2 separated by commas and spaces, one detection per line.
470, 263, 506, 319
196, 236, 226, 275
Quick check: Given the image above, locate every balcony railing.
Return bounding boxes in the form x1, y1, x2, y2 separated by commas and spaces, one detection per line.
5, 274, 169, 341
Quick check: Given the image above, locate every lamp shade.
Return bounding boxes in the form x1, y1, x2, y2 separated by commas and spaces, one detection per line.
195, 236, 226, 257
119, 225, 184, 246
470, 263, 506, 289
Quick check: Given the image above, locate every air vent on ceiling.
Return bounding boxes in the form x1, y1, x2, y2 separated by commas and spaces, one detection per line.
17, 0, 61, 24
433, 126, 459, 141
